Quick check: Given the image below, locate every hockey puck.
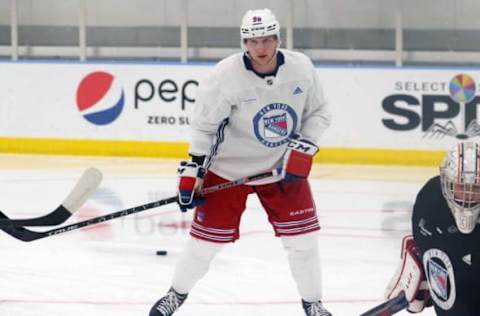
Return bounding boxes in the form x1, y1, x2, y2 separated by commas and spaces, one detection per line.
156, 250, 168, 256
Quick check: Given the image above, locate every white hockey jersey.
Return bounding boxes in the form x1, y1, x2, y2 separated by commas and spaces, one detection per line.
189, 49, 331, 182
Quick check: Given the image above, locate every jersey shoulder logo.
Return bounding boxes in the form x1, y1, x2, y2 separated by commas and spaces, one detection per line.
447, 225, 459, 234
293, 86, 303, 95
462, 253, 471, 266
252, 103, 298, 147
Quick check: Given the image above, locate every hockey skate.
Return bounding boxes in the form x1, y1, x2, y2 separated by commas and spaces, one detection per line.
150, 287, 188, 316
302, 299, 333, 316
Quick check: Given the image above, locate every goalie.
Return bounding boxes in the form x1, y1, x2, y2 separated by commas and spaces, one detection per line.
385, 142, 480, 315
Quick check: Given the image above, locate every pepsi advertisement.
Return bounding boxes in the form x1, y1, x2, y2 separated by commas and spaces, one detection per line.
0, 62, 206, 142
0, 62, 477, 152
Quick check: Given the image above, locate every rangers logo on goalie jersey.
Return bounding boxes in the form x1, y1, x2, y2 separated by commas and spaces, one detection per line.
423, 248, 456, 310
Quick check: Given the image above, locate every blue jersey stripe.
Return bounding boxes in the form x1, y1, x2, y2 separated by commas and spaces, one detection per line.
205, 118, 229, 170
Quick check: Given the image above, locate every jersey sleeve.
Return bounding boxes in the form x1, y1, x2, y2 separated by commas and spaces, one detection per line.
299, 61, 331, 144
188, 70, 232, 156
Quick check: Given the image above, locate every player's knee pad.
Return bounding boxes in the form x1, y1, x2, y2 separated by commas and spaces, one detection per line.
281, 232, 322, 301
172, 237, 225, 293
281, 231, 319, 255
281, 232, 318, 252
186, 236, 225, 262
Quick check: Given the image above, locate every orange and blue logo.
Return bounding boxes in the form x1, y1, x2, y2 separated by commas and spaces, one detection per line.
76, 71, 125, 125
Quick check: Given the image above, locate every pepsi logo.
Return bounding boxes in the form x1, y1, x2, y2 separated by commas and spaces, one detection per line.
76, 71, 125, 125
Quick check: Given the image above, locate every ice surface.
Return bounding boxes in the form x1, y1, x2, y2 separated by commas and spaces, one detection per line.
0, 155, 437, 316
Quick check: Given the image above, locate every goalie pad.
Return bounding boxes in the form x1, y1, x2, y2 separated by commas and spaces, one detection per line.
385, 235, 431, 313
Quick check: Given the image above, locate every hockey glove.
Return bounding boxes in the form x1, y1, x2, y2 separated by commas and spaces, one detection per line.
282, 134, 319, 182
385, 235, 432, 313
177, 161, 206, 212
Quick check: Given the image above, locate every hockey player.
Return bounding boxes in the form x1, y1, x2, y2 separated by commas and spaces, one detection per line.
385, 142, 480, 315
150, 8, 332, 316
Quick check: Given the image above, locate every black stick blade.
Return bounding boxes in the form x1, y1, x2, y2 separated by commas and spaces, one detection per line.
0, 206, 71, 227
0, 211, 45, 242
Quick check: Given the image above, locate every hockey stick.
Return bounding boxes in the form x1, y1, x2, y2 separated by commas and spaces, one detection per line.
359, 293, 408, 316
0, 167, 102, 227
0, 169, 279, 242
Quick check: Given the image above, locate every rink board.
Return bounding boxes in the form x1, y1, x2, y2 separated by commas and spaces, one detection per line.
0, 136, 446, 166
0, 61, 477, 165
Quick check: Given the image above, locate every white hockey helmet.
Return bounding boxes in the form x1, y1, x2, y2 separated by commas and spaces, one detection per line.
240, 8, 280, 46
440, 142, 480, 234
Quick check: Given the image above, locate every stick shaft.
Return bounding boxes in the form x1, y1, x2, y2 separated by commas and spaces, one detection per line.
0, 169, 278, 242
359, 293, 408, 316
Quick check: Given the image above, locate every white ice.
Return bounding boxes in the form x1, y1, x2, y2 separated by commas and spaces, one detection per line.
0, 155, 438, 316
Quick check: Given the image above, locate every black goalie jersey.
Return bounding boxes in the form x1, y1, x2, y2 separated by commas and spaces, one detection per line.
412, 176, 480, 315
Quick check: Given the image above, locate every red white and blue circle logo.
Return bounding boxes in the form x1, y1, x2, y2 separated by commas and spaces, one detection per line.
76, 71, 125, 125
252, 103, 297, 147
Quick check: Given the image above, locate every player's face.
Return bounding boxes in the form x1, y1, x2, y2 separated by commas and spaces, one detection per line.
453, 183, 480, 205
244, 35, 278, 68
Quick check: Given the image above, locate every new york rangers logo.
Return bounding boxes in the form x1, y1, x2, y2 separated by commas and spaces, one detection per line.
423, 248, 456, 310
428, 260, 449, 300
263, 113, 288, 138
253, 103, 298, 147
76, 71, 125, 125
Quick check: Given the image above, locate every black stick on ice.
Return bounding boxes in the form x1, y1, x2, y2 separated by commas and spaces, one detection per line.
0, 167, 102, 227
0, 169, 279, 242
